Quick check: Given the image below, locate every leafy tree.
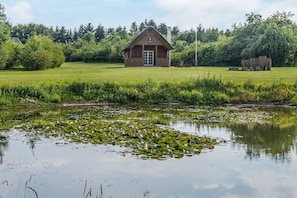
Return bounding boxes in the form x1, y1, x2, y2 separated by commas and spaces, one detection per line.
176, 29, 196, 44
0, 50, 8, 69
0, 4, 10, 47
94, 24, 105, 42
139, 19, 157, 31
11, 23, 53, 44
0, 4, 6, 22
84, 23, 94, 33
106, 27, 115, 36
245, 12, 262, 24
56, 26, 67, 43
2, 40, 22, 68
202, 28, 220, 42
21, 36, 64, 70
215, 35, 238, 66
0, 4, 10, 69
73, 28, 80, 41
139, 22, 146, 31
171, 26, 180, 36
238, 11, 297, 66
129, 22, 138, 35
199, 42, 218, 66
157, 23, 167, 35
81, 31, 96, 44
255, 22, 296, 66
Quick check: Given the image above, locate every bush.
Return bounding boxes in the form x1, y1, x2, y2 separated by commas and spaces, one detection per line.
178, 90, 203, 104
69, 52, 83, 62
2, 40, 22, 69
0, 49, 7, 69
21, 36, 65, 70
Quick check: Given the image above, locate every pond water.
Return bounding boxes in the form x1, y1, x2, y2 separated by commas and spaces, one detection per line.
0, 105, 297, 198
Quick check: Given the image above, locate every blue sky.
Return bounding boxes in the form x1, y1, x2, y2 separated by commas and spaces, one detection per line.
2, 0, 297, 30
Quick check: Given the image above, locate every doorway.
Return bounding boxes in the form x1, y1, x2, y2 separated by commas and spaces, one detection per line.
144, 50, 154, 66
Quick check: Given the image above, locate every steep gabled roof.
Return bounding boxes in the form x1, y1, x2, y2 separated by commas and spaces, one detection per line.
11, 37, 23, 45
124, 26, 173, 50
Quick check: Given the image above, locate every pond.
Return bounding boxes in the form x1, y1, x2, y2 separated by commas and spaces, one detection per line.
0, 105, 297, 198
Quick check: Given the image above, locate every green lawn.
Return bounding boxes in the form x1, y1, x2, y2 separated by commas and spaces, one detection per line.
0, 62, 297, 84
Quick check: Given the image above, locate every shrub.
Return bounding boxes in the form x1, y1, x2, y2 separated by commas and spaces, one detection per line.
69, 52, 83, 62
178, 90, 203, 104
2, 40, 22, 69
0, 49, 7, 69
21, 36, 64, 70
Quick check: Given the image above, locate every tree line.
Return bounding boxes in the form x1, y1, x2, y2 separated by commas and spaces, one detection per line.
1, 3, 297, 70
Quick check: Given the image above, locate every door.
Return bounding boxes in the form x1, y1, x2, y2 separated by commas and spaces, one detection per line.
144, 50, 154, 66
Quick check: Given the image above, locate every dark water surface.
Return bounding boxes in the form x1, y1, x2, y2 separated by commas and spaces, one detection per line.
0, 105, 297, 198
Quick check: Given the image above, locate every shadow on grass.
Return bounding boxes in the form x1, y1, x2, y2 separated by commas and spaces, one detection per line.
106, 66, 125, 69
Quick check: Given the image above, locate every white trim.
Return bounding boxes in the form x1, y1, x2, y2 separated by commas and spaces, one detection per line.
144, 50, 154, 66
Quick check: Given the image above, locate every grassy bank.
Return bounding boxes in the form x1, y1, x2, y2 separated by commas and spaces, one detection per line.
0, 77, 297, 106
1, 63, 297, 106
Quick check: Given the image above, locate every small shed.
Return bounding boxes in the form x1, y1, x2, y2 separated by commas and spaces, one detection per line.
123, 27, 173, 67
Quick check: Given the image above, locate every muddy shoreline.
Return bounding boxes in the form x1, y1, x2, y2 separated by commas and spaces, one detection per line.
59, 102, 297, 109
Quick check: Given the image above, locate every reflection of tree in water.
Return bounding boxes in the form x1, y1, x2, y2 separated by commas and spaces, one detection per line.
0, 134, 9, 164
26, 135, 40, 157
229, 123, 297, 163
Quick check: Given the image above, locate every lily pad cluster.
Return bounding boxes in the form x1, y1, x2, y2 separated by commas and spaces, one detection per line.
18, 118, 217, 160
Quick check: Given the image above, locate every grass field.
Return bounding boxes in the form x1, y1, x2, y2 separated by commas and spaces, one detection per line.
0, 62, 297, 84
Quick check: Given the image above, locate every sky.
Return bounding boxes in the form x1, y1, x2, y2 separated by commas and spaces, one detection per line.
2, 0, 297, 30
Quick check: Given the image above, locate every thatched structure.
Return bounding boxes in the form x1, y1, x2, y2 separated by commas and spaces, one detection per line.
123, 27, 173, 67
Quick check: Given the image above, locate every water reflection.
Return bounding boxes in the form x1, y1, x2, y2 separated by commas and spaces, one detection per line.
0, 134, 8, 164
229, 123, 297, 163
26, 135, 40, 157
172, 121, 297, 163
1, 106, 297, 197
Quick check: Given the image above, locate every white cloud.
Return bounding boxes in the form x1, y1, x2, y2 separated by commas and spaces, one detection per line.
6, 1, 33, 24
153, 0, 297, 30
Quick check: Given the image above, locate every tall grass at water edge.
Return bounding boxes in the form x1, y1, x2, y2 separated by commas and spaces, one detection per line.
0, 77, 297, 106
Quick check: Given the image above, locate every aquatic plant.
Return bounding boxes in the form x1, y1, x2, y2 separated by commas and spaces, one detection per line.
18, 118, 217, 160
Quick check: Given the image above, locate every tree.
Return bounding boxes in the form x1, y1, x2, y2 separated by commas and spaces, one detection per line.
2, 40, 22, 69
245, 12, 262, 24
0, 4, 10, 47
94, 24, 105, 42
0, 4, 6, 22
147, 19, 157, 29
157, 23, 167, 35
139, 22, 146, 31
21, 35, 64, 70
0, 4, 10, 69
106, 27, 115, 36
176, 29, 196, 44
139, 19, 157, 31
81, 31, 96, 44
11, 23, 53, 44
202, 28, 220, 43
84, 23, 94, 33
171, 26, 180, 36
129, 22, 138, 35
238, 11, 297, 66
255, 22, 296, 66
